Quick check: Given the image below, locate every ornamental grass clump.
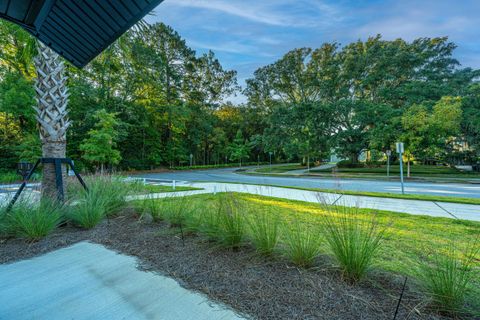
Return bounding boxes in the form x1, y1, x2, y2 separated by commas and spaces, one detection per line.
163, 195, 198, 228
198, 193, 246, 248
282, 217, 322, 268
137, 196, 164, 222
69, 174, 134, 217
2, 199, 63, 241
247, 210, 279, 256
319, 205, 386, 283
416, 241, 479, 316
67, 186, 108, 229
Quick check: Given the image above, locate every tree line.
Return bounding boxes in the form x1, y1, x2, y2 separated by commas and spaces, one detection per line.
1, 21, 479, 172
246, 37, 480, 167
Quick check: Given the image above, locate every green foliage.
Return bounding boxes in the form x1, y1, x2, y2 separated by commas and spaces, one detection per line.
319, 206, 387, 283
69, 175, 133, 217
416, 241, 480, 316
137, 196, 165, 222
15, 133, 41, 162
247, 210, 279, 256
162, 196, 197, 227
281, 218, 322, 268
67, 187, 108, 229
2, 199, 63, 241
197, 194, 245, 248
80, 109, 122, 170
228, 130, 251, 166
401, 97, 463, 162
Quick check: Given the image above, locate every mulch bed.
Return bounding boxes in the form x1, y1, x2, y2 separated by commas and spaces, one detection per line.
0, 208, 452, 320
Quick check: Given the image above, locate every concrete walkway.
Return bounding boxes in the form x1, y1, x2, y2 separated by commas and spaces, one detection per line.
284, 163, 337, 175
133, 182, 480, 222
0, 242, 244, 320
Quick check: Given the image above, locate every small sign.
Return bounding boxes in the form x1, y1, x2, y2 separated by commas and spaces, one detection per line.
396, 142, 404, 154
386, 150, 392, 156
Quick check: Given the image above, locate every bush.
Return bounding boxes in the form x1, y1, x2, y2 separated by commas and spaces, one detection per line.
2, 200, 63, 241
336, 160, 365, 168
197, 194, 245, 248
163, 195, 197, 228
67, 188, 108, 229
416, 242, 479, 316
69, 174, 134, 217
137, 196, 164, 222
247, 210, 279, 256
319, 206, 386, 283
281, 218, 322, 268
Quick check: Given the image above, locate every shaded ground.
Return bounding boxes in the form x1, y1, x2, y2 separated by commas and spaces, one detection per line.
0, 208, 454, 320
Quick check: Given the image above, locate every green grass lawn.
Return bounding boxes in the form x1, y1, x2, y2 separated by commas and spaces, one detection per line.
287, 187, 480, 205
254, 164, 306, 173
139, 184, 201, 194
0, 171, 22, 184
165, 193, 480, 298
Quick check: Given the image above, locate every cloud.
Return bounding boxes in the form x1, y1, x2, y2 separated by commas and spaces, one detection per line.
164, 0, 342, 28
151, 0, 480, 103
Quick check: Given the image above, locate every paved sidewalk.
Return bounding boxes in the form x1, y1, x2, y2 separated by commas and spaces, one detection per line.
0, 242, 244, 320
134, 182, 480, 222
284, 163, 337, 175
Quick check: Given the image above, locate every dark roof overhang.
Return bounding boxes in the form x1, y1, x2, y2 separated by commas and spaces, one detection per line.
0, 0, 164, 68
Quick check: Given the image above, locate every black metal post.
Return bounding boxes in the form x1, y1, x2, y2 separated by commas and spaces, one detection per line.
6, 157, 87, 211
393, 276, 408, 320
6, 159, 41, 211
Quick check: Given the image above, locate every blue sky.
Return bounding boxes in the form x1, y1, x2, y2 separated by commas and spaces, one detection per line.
149, 0, 480, 102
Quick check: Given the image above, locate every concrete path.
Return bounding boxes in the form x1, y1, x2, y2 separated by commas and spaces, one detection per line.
0, 242, 244, 320
134, 182, 480, 222
284, 163, 337, 175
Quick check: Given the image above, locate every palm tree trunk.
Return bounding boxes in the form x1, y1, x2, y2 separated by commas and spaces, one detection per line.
33, 42, 70, 199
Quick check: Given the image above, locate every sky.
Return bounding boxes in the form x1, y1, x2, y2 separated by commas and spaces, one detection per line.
148, 0, 480, 103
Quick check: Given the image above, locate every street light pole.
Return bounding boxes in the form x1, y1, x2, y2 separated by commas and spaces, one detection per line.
396, 142, 405, 194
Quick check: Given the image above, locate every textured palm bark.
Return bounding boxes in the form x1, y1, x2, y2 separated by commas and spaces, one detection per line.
33, 42, 70, 199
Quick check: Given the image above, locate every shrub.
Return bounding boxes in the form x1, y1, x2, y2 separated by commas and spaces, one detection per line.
162, 196, 198, 228
336, 160, 365, 168
137, 196, 164, 222
197, 194, 245, 248
281, 218, 322, 268
319, 205, 386, 283
3, 200, 63, 241
69, 174, 134, 217
416, 242, 479, 316
247, 210, 279, 256
214, 194, 245, 247
67, 188, 108, 229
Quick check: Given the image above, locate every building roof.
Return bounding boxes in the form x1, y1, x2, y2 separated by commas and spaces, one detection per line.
0, 0, 163, 68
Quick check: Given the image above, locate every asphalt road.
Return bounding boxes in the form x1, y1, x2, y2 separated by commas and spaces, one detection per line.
135, 167, 480, 199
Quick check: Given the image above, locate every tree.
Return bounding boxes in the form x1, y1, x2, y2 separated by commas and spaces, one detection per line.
33, 42, 70, 199
228, 130, 251, 167
80, 109, 122, 172
401, 96, 462, 173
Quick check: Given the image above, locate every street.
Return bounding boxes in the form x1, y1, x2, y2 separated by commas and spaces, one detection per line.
135, 166, 480, 199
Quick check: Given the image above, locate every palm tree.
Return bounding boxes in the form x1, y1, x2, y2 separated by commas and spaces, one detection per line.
33, 41, 70, 199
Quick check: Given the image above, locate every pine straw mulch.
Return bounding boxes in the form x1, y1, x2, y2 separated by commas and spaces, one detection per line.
0, 208, 454, 320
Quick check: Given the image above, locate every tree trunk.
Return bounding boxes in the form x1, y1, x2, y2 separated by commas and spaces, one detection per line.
33, 42, 70, 200
407, 155, 411, 178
